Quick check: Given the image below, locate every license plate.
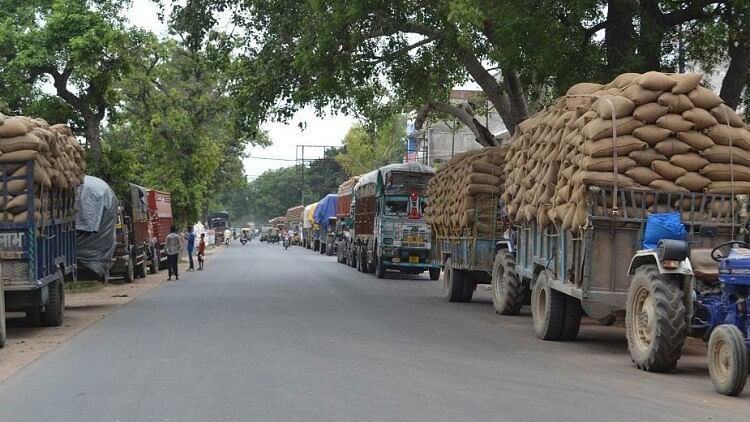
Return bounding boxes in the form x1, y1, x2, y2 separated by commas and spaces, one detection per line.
409, 256, 419, 263
406, 235, 423, 243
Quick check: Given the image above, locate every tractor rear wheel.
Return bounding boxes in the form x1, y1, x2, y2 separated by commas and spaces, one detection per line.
531, 271, 566, 340
491, 251, 523, 315
708, 324, 748, 396
41, 276, 64, 327
443, 258, 465, 302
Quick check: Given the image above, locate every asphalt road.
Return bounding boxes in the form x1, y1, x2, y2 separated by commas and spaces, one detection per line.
1, 242, 749, 421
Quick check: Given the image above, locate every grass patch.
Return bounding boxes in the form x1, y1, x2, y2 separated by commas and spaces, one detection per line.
65, 280, 104, 294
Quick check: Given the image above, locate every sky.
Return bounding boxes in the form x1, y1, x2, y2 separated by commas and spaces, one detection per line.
126, 0, 357, 179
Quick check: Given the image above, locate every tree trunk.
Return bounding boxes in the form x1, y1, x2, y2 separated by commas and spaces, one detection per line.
502, 69, 529, 125
414, 101, 498, 147
720, 19, 750, 109
605, 0, 637, 75
461, 53, 520, 135
638, 0, 664, 71
84, 115, 103, 160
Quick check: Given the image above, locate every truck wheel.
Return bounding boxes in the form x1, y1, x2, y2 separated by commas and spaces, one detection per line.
460, 272, 475, 302
625, 265, 686, 372
349, 249, 357, 268
26, 306, 42, 326
136, 260, 147, 278
149, 249, 159, 274
491, 251, 523, 315
124, 260, 134, 283
560, 296, 583, 341
41, 276, 64, 327
429, 267, 440, 281
708, 324, 748, 396
531, 270, 565, 340
443, 258, 466, 302
375, 257, 385, 279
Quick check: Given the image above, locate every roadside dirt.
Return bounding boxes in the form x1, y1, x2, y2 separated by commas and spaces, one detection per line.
0, 247, 218, 382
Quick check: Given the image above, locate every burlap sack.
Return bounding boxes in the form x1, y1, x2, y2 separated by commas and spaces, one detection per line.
656, 114, 696, 133
469, 173, 501, 185
677, 131, 715, 150
652, 160, 687, 180
583, 117, 644, 141
670, 153, 708, 172
611, 73, 641, 88
701, 145, 750, 166
0, 149, 37, 163
657, 93, 694, 113
700, 163, 750, 182
567, 82, 604, 95
592, 96, 636, 119
626, 166, 662, 185
682, 108, 718, 130
581, 135, 647, 158
629, 149, 667, 166
580, 156, 637, 172
0, 134, 44, 153
622, 84, 662, 105
633, 103, 669, 123
3, 194, 41, 212
671, 73, 703, 94
654, 138, 692, 156
704, 125, 750, 150
576, 171, 636, 188
705, 181, 750, 194
711, 104, 745, 128
472, 161, 504, 175
649, 179, 688, 192
633, 125, 671, 145
0, 118, 29, 138
466, 184, 500, 195
688, 87, 724, 109
639, 71, 677, 91
12, 210, 41, 223
675, 172, 711, 190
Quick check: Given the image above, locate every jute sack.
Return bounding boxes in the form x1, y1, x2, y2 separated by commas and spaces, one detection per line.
633, 125, 671, 145
583, 117, 644, 141
579, 156, 637, 172
10, 162, 51, 187
575, 171, 636, 188
0, 149, 38, 163
622, 84, 662, 105
675, 172, 711, 191
677, 131, 715, 150
711, 104, 745, 128
567, 82, 603, 95
670, 153, 708, 172
12, 211, 42, 224
683, 108, 718, 129
700, 163, 750, 182
3, 194, 42, 213
704, 125, 750, 150
656, 113, 696, 133
471, 161, 504, 175
639, 71, 677, 91
688, 87, 724, 109
581, 135, 647, 158
633, 103, 669, 123
626, 166, 662, 185
701, 146, 750, 166
592, 96, 636, 119
465, 184, 500, 195
611, 73, 641, 88
657, 93, 694, 113
469, 173, 501, 185
0, 134, 44, 153
652, 160, 687, 180
0, 118, 29, 138
5, 179, 27, 193
671, 73, 703, 94
630, 149, 667, 166
649, 179, 688, 192
705, 181, 750, 194
654, 138, 693, 156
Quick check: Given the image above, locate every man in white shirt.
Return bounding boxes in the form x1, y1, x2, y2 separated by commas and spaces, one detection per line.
165, 225, 181, 281
224, 228, 232, 246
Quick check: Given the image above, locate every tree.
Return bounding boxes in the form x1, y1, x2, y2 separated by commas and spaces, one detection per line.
0, 0, 148, 159
336, 115, 407, 177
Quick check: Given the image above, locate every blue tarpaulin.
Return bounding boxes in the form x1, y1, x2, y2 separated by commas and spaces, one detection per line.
643, 212, 686, 250
314, 194, 338, 231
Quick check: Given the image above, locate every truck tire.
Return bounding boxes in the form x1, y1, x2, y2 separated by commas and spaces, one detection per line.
149, 249, 160, 274
625, 265, 686, 372
123, 259, 134, 283
41, 276, 64, 327
349, 248, 357, 268
560, 295, 583, 341
26, 306, 42, 326
531, 270, 565, 340
443, 257, 466, 302
136, 260, 147, 279
375, 256, 385, 279
460, 272, 475, 302
491, 251, 523, 315
708, 324, 748, 396
429, 267, 440, 281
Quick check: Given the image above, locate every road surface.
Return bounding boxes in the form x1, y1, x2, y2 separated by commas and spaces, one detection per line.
1, 242, 748, 421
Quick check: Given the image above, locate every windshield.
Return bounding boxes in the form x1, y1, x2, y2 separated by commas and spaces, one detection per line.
384, 196, 408, 215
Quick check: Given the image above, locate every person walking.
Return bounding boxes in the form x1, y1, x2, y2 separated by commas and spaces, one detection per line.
165, 225, 181, 280
186, 226, 196, 271
197, 233, 206, 270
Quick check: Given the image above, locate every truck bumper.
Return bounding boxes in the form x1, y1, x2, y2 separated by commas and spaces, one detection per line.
382, 261, 439, 270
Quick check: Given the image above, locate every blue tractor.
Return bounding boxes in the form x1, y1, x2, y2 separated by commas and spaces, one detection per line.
688, 240, 750, 396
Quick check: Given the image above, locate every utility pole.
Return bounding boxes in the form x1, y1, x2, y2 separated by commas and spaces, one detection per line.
296, 144, 334, 206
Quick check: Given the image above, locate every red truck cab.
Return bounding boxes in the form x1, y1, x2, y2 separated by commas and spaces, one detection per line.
147, 190, 173, 268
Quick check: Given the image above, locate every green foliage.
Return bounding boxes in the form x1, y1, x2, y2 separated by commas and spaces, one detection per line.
336, 114, 407, 177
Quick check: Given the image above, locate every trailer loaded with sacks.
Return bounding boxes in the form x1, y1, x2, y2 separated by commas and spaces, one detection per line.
0, 116, 85, 330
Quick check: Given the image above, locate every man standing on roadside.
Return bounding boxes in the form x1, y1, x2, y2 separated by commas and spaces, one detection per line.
186, 226, 196, 271
166, 225, 181, 281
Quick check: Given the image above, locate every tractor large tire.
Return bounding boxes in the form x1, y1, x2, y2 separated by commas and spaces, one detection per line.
708, 324, 748, 396
443, 257, 466, 302
429, 267, 440, 281
491, 251, 524, 315
41, 276, 64, 327
123, 259, 134, 283
531, 271, 566, 340
560, 295, 583, 341
625, 265, 687, 372
375, 256, 385, 279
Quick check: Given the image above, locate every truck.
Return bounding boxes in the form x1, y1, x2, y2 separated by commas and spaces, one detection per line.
286, 205, 304, 245
260, 224, 279, 243
303, 202, 319, 250
208, 211, 230, 245
350, 163, 439, 279
0, 159, 77, 327
75, 176, 121, 283
313, 194, 338, 256
433, 195, 509, 301
335, 176, 359, 265
147, 189, 173, 268
122, 184, 152, 275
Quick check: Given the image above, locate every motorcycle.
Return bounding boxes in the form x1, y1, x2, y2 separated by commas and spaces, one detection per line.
283, 236, 290, 250
240, 236, 248, 246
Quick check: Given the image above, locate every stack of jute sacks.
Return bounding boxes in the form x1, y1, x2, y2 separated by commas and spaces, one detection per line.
286, 205, 304, 227
269, 216, 286, 226
425, 147, 507, 235
0, 114, 86, 223
503, 71, 750, 232
338, 176, 359, 197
